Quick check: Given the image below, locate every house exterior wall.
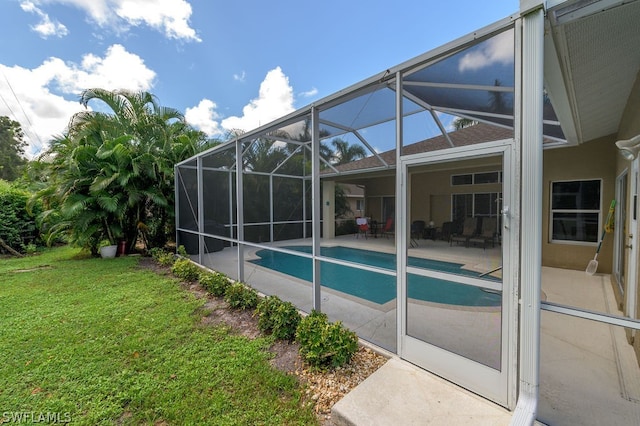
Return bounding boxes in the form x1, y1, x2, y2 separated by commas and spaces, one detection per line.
348, 141, 616, 272
409, 161, 502, 230
542, 136, 617, 272
362, 176, 395, 223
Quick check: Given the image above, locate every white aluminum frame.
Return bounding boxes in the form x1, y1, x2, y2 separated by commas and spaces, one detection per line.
399, 141, 516, 407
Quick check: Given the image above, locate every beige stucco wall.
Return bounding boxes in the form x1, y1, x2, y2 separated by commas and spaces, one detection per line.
409, 162, 502, 228
362, 176, 395, 223
542, 136, 617, 272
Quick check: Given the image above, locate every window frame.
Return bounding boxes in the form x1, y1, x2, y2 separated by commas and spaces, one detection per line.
549, 178, 602, 246
451, 192, 502, 220
451, 171, 502, 186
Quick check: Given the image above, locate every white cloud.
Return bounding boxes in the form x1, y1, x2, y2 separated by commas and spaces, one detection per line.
299, 87, 318, 98
20, 1, 69, 38
21, 0, 200, 42
221, 67, 295, 133
185, 67, 297, 138
0, 44, 156, 158
458, 29, 513, 72
233, 71, 246, 82
184, 99, 221, 136
115, 0, 200, 41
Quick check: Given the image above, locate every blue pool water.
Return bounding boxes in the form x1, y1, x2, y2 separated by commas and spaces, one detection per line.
250, 246, 501, 306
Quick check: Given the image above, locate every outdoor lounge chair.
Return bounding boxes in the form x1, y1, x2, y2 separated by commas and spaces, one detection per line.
450, 217, 478, 247
467, 218, 497, 249
440, 221, 454, 241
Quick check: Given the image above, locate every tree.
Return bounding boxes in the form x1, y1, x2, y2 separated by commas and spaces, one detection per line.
34, 89, 208, 254
452, 117, 478, 130
0, 116, 27, 181
329, 138, 367, 165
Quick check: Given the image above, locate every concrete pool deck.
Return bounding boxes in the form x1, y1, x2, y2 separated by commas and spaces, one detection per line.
195, 235, 640, 424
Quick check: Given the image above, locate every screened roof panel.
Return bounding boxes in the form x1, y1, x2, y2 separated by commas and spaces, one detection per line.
185, 8, 602, 178
405, 86, 514, 118
270, 118, 311, 142
201, 143, 237, 169
402, 109, 452, 147
319, 86, 422, 132
318, 122, 348, 138
404, 28, 515, 88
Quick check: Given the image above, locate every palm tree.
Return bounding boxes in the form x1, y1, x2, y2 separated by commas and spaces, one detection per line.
329, 138, 367, 165
34, 89, 207, 253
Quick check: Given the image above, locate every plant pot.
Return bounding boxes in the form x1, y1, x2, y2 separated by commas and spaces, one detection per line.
100, 245, 118, 258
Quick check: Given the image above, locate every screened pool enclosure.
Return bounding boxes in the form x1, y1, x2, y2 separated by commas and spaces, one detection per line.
176, 1, 640, 422
177, 15, 538, 409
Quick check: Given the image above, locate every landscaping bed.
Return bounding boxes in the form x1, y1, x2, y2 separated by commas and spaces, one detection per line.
138, 256, 388, 424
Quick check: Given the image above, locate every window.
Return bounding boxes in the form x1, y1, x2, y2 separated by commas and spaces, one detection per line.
474, 171, 501, 184
356, 199, 364, 212
550, 179, 601, 244
451, 171, 502, 186
452, 194, 473, 222
474, 193, 502, 217
452, 192, 502, 221
451, 174, 473, 186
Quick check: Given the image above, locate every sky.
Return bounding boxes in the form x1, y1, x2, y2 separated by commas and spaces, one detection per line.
0, 0, 519, 159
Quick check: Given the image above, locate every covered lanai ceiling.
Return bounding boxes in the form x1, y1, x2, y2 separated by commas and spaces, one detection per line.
545, 0, 640, 144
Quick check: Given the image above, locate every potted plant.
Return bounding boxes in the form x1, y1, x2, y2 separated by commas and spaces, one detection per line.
99, 239, 118, 258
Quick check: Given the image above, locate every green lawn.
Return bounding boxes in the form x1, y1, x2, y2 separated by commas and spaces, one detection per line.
0, 247, 317, 425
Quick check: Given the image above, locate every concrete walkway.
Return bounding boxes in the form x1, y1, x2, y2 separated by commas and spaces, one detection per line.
331, 357, 511, 425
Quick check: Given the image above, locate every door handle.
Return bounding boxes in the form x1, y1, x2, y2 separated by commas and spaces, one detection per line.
501, 206, 509, 229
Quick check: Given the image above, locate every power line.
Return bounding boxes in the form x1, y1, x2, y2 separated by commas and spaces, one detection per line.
0, 69, 46, 154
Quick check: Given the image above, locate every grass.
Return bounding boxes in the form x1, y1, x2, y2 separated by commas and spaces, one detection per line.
0, 247, 317, 425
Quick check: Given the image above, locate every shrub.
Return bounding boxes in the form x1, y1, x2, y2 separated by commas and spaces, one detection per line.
296, 310, 358, 369
150, 248, 176, 267
24, 243, 37, 255
0, 181, 41, 253
256, 295, 301, 341
176, 245, 188, 257
224, 282, 258, 310
199, 271, 230, 297
335, 219, 357, 236
171, 258, 200, 282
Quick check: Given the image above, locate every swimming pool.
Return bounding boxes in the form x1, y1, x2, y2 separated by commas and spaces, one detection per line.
250, 246, 501, 306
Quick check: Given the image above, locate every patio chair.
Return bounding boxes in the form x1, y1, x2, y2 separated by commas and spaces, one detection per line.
382, 217, 394, 239
410, 220, 426, 247
450, 217, 478, 247
356, 217, 369, 239
468, 218, 497, 249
